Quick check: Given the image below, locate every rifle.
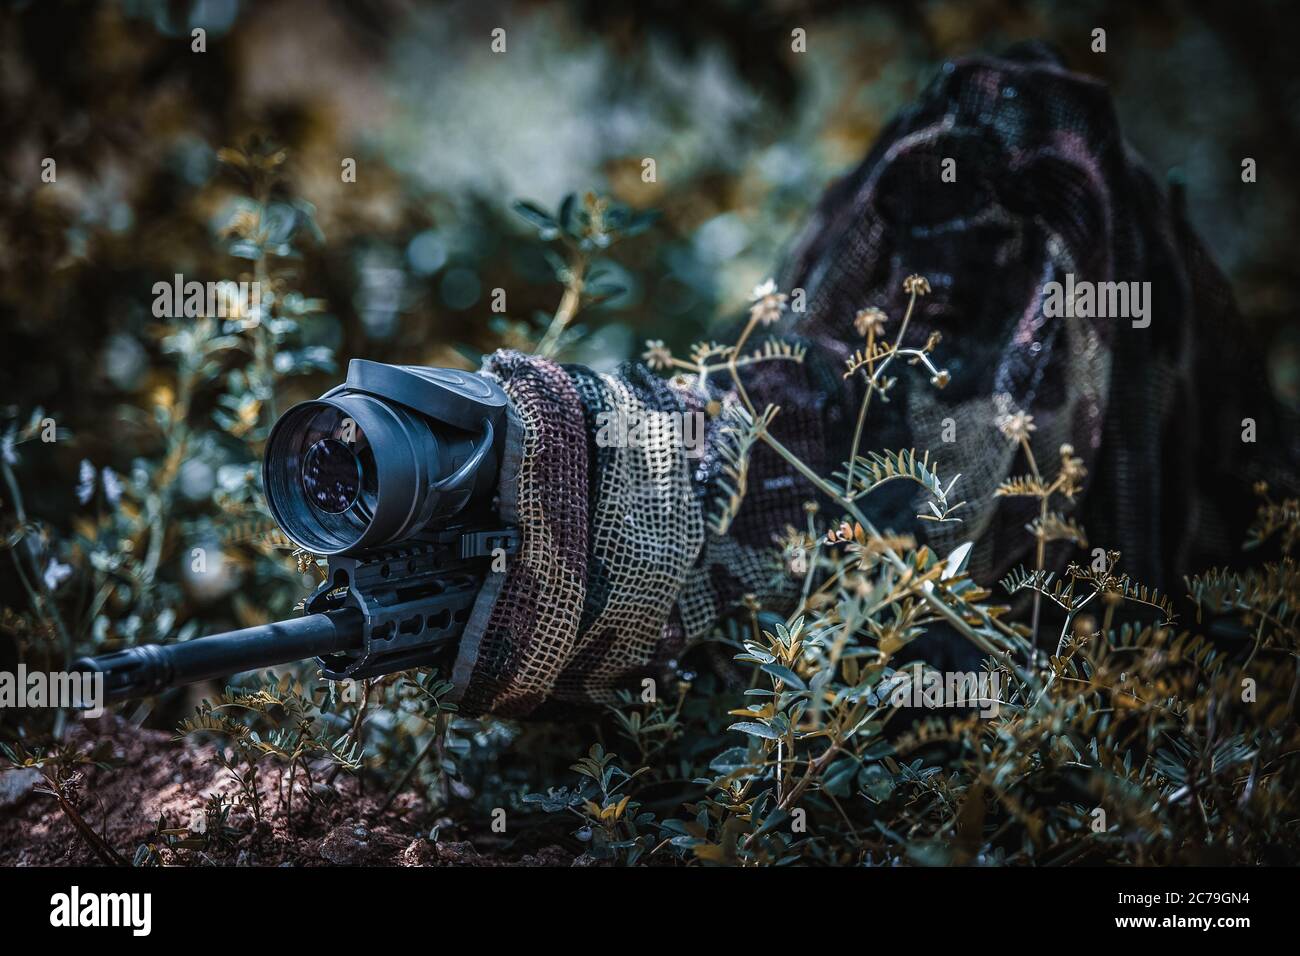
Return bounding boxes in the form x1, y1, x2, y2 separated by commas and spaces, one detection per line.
74, 360, 518, 702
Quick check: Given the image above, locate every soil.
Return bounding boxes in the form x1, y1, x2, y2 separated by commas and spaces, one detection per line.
0, 714, 579, 867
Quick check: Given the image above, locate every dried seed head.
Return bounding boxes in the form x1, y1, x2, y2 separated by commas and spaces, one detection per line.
854, 306, 888, 338
642, 339, 672, 370
749, 279, 787, 326
996, 409, 1036, 444
1058, 444, 1087, 492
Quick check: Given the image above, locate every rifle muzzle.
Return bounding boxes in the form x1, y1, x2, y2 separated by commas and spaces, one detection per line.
74, 608, 364, 702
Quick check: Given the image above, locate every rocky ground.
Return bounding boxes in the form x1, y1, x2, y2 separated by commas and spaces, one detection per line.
0, 715, 578, 867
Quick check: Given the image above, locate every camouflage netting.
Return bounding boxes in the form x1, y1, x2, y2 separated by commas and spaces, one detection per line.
450, 351, 781, 718
450, 43, 1298, 718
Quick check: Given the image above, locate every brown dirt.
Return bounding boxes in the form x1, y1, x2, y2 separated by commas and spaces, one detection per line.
0, 714, 578, 867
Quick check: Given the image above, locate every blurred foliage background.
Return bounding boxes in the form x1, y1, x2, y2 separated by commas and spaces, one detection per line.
1, 0, 1299, 862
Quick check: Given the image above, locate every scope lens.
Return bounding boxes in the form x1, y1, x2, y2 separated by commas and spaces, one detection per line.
263, 401, 386, 554
263, 380, 493, 556
302, 438, 361, 514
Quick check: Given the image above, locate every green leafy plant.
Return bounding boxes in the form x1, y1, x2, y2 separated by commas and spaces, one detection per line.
510, 192, 658, 358
176, 672, 364, 830
4, 174, 1298, 868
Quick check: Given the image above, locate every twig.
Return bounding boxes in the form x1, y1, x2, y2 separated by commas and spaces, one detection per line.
536, 251, 589, 359
728, 314, 762, 416
327, 678, 371, 787
38, 774, 126, 866
380, 729, 439, 815
844, 287, 920, 495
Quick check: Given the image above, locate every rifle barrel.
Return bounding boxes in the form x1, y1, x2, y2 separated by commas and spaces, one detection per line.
74, 608, 365, 702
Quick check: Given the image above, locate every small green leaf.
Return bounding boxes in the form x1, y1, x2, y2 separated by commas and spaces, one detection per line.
727, 721, 779, 740
761, 663, 806, 690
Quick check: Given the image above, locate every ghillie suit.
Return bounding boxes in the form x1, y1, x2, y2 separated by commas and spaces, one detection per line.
451, 44, 1298, 718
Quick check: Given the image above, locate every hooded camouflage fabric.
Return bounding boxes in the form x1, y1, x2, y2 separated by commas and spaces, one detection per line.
449, 43, 1297, 719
